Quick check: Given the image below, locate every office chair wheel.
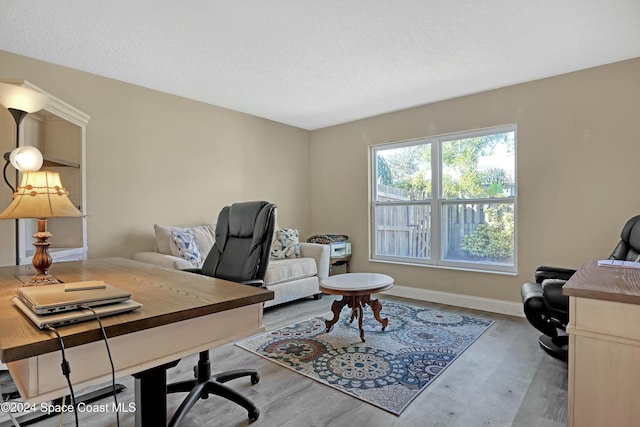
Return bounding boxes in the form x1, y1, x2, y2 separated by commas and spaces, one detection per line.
249, 407, 260, 421
250, 372, 260, 385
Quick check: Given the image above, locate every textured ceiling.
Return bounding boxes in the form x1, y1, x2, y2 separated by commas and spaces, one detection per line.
1, 1, 639, 130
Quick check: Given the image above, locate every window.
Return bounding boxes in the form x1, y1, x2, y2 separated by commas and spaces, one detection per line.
371, 125, 516, 273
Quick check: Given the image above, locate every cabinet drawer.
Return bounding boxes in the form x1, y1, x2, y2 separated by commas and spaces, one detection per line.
570, 296, 640, 343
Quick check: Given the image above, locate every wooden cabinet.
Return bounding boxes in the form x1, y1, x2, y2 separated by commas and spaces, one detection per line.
0, 80, 89, 266
563, 259, 640, 427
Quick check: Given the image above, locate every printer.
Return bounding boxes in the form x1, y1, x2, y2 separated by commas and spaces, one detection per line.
307, 234, 351, 258
329, 241, 351, 257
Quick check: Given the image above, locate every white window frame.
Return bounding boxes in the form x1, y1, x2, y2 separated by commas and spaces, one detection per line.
370, 124, 517, 274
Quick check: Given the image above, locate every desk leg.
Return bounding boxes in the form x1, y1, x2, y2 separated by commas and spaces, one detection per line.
133, 360, 179, 427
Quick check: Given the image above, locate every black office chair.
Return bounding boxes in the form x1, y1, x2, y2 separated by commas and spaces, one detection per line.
167, 201, 276, 426
521, 215, 640, 361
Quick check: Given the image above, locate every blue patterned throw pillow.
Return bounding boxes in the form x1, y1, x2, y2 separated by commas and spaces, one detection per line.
171, 229, 203, 267
271, 228, 301, 259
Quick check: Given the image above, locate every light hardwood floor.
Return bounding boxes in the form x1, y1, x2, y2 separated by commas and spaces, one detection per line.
21, 295, 567, 427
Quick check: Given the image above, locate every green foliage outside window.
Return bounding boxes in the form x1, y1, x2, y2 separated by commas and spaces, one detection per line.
374, 128, 516, 266
461, 206, 514, 260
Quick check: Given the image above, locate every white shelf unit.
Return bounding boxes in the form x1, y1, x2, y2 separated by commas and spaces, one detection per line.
2, 80, 90, 266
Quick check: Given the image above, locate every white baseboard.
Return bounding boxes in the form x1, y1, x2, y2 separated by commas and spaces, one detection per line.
383, 285, 524, 318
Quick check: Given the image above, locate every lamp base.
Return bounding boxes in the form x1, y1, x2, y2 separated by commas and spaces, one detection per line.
22, 219, 61, 287
24, 273, 61, 287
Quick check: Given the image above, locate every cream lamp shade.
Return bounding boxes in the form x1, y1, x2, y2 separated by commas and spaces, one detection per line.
0, 171, 81, 219
0, 82, 48, 114
0, 171, 81, 285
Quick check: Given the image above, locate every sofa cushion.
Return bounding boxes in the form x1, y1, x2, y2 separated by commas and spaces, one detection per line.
264, 257, 317, 286
170, 229, 203, 267
154, 224, 175, 255
154, 223, 215, 258
271, 228, 301, 259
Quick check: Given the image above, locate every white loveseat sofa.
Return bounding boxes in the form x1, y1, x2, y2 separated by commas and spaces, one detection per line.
131, 224, 330, 308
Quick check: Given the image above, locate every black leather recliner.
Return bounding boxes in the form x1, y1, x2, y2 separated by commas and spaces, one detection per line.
166, 201, 276, 426
521, 215, 640, 361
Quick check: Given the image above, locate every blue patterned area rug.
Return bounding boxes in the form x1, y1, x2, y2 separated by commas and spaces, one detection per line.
236, 300, 494, 415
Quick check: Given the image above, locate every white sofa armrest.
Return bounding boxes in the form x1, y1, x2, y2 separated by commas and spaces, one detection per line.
299, 242, 330, 280
131, 251, 193, 270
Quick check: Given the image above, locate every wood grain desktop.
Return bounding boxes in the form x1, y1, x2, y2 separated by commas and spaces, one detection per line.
0, 258, 273, 425
563, 258, 640, 303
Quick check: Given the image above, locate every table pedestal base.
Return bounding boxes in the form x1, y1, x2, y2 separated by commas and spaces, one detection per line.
133, 360, 179, 427
324, 294, 388, 342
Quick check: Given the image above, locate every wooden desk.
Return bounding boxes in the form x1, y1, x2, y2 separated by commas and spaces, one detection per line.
0, 258, 273, 426
563, 259, 640, 427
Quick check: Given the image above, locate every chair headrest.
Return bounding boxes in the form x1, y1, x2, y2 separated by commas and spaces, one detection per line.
228, 201, 270, 238
621, 215, 640, 252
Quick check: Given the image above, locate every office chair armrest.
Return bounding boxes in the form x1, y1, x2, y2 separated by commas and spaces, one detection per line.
521, 281, 559, 338
239, 279, 266, 288
534, 265, 576, 283
541, 278, 570, 327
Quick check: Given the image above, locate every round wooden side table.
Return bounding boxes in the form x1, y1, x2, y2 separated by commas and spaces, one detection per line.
319, 272, 394, 342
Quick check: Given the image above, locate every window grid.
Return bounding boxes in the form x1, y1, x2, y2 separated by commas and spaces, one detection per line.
371, 125, 517, 274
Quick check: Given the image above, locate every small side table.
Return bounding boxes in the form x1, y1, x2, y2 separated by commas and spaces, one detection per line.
320, 272, 393, 342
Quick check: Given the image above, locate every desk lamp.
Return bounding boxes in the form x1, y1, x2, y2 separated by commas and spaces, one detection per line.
0, 170, 82, 285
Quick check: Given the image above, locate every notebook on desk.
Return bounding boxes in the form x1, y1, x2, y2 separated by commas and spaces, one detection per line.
17, 282, 131, 315
13, 297, 142, 329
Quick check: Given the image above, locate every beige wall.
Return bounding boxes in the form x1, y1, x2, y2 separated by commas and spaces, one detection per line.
310, 58, 640, 303
0, 50, 311, 260
2, 49, 639, 305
